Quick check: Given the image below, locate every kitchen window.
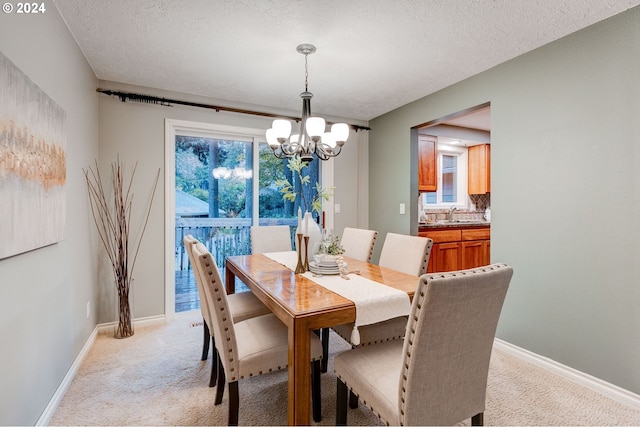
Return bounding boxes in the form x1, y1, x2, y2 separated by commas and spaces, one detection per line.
423, 145, 468, 208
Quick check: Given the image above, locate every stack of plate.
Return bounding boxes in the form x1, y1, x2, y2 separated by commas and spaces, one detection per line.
309, 260, 340, 275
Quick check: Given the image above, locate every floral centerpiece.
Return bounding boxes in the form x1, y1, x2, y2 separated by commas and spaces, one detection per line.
318, 233, 345, 257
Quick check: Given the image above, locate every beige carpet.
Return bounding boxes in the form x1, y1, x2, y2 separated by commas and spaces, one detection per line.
50, 313, 640, 426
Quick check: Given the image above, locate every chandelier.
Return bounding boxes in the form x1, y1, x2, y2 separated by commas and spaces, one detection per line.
266, 44, 349, 163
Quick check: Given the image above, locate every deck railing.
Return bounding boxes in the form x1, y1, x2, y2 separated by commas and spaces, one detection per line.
175, 217, 298, 273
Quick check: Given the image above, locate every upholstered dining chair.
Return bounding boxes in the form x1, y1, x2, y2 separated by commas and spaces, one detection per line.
250, 225, 292, 254
334, 264, 513, 426
378, 232, 433, 276
192, 242, 324, 425
330, 233, 434, 353
183, 235, 270, 387
340, 227, 378, 262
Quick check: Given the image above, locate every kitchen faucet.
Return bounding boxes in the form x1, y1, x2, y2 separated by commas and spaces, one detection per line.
448, 206, 459, 221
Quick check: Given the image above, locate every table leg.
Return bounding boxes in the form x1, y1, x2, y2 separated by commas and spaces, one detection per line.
225, 265, 236, 294
288, 317, 311, 425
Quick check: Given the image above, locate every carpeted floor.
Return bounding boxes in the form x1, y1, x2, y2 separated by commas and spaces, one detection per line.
50, 313, 640, 426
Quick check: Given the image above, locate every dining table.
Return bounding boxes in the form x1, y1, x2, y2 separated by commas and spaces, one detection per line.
225, 252, 419, 425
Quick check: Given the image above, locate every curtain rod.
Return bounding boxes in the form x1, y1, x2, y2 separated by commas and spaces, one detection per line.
96, 89, 371, 132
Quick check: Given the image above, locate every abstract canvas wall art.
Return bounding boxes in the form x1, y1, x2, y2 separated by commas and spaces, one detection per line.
0, 51, 67, 259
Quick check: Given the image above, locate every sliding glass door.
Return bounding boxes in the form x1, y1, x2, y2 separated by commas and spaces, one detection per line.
172, 125, 320, 313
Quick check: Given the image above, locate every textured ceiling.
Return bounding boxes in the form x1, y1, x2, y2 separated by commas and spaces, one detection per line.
53, 0, 639, 122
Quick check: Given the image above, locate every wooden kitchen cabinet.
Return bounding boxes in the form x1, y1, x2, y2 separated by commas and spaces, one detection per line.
420, 226, 490, 273
460, 227, 490, 269
468, 143, 490, 194
461, 240, 490, 269
418, 135, 438, 192
430, 242, 461, 272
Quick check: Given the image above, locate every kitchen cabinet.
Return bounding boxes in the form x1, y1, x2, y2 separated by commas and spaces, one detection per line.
431, 242, 461, 272
468, 143, 490, 194
461, 240, 490, 269
420, 226, 490, 272
418, 135, 437, 192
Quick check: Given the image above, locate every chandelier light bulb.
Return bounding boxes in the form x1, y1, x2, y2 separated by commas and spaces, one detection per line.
272, 119, 292, 141
321, 132, 337, 150
266, 128, 279, 148
305, 117, 326, 139
331, 123, 349, 145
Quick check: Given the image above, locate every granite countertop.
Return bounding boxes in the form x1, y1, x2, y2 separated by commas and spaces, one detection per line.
419, 220, 490, 229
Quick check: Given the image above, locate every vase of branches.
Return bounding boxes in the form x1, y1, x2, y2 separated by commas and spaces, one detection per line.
83, 156, 160, 338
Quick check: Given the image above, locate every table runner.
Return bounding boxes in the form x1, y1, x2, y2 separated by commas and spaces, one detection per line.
263, 251, 411, 345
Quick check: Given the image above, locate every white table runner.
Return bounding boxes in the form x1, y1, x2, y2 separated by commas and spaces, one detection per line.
263, 251, 411, 345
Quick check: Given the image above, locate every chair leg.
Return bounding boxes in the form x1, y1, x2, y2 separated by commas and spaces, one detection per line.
321, 328, 329, 373
336, 378, 348, 425
208, 342, 218, 387
311, 360, 322, 422
228, 381, 239, 426
201, 319, 210, 360
349, 390, 358, 409
472, 413, 484, 426
214, 356, 225, 405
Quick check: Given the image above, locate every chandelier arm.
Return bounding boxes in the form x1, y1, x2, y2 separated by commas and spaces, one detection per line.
270, 146, 286, 159
281, 143, 299, 157
314, 144, 332, 161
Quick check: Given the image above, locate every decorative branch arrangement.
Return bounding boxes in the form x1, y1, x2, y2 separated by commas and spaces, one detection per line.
276, 155, 333, 215
83, 156, 160, 338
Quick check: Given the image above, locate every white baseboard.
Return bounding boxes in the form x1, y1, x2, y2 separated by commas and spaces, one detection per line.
95, 314, 166, 334
494, 338, 640, 410
36, 325, 99, 426
36, 314, 166, 425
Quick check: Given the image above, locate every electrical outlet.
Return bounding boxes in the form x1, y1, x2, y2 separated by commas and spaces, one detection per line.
86, 301, 90, 319
335, 203, 341, 214
399, 203, 406, 214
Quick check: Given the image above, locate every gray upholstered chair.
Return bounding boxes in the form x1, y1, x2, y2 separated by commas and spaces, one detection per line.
378, 232, 433, 276
192, 242, 324, 425
340, 227, 378, 262
334, 264, 513, 426
330, 233, 433, 350
183, 235, 270, 387
250, 225, 292, 254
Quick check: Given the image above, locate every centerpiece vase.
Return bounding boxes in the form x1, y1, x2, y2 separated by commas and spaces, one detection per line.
295, 211, 323, 266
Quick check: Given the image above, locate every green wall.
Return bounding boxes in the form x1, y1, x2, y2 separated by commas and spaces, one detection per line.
369, 7, 640, 393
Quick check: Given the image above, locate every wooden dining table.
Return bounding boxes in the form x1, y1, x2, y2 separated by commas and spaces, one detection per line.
225, 253, 418, 425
